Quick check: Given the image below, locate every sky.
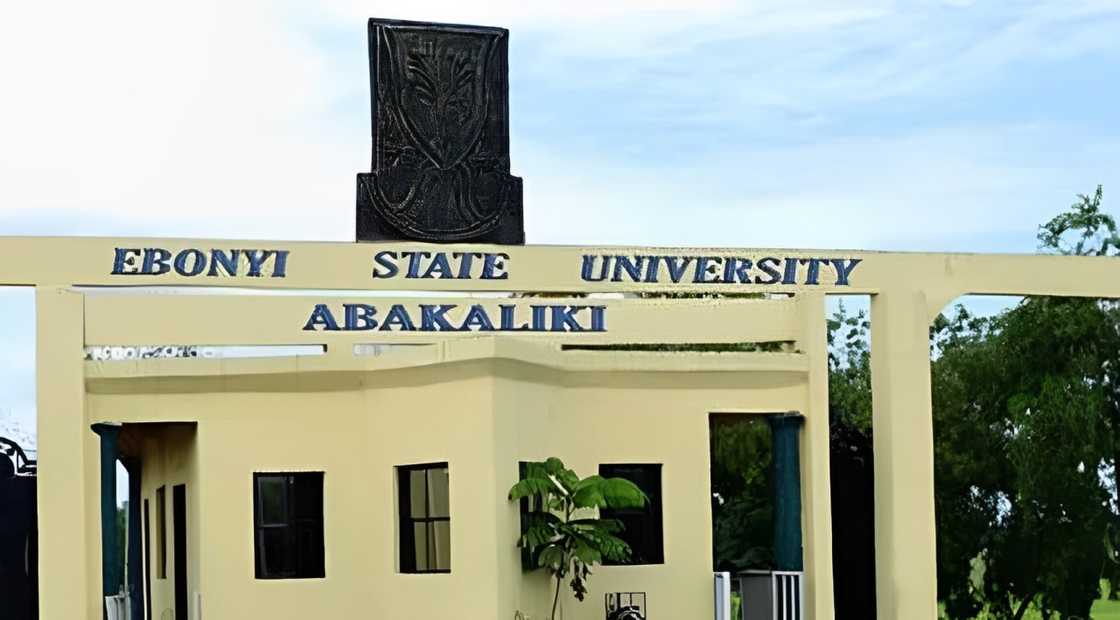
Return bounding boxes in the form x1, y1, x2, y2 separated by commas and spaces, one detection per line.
1, 0, 1119, 444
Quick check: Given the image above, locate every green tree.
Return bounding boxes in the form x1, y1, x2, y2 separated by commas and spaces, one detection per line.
509, 458, 647, 620
933, 186, 1119, 619
1039, 185, 1120, 602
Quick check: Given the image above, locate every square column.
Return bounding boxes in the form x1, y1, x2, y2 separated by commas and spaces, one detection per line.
36, 287, 100, 619
797, 291, 836, 619
870, 290, 938, 620
90, 423, 121, 611
769, 413, 804, 571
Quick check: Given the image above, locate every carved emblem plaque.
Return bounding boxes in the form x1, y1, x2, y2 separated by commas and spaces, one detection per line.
356, 18, 524, 244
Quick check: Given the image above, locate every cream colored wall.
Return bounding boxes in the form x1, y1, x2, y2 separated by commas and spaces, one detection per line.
85, 350, 813, 620
496, 361, 809, 620
137, 425, 198, 620
91, 363, 510, 620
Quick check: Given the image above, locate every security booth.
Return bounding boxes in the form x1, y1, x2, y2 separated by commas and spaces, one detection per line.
73, 284, 829, 620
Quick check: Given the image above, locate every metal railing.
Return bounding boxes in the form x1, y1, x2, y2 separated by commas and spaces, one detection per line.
0, 435, 36, 476
736, 570, 805, 620
771, 571, 804, 620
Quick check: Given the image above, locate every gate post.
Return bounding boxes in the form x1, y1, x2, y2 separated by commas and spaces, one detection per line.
796, 290, 836, 619
90, 423, 121, 615
769, 413, 805, 573
36, 287, 99, 619
870, 289, 938, 620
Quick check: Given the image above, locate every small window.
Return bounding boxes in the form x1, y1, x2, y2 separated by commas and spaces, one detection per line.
155, 486, 167, 579
599, 464, 664, 565
253, 472, 325, 579
397, 463, 450, 573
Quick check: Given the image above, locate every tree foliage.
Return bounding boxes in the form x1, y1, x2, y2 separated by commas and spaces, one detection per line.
703, 187, 1117, 618
828, 300, 872, 431
813, 187, 1119, 619
933, 186, 1120, 619
509, 458, 647, 620
710, 416, 774, 572
1037, 185, 1116, 257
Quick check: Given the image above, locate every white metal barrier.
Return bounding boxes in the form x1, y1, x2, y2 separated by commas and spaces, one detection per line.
714, 572, 733, 620
771, 571, 804, 620
104, 594, 128, 620
739, 570, 804, 620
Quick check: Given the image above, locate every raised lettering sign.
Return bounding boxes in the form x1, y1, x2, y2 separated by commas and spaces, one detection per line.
303, 303, 606, 333
579, 255, 861, 286
111, 248, 289, 278
101, 244, 866, 291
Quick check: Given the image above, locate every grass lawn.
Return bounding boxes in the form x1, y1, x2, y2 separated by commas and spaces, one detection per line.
1091, 597, 1120, 620
943, 583, 1120, 619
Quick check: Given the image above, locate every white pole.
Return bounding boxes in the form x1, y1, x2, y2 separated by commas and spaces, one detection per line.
715, 572, 731, 620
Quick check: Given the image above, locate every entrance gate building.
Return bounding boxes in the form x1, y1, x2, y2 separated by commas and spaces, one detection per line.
5, 16, 1120, 620
6, 241, 1119, 620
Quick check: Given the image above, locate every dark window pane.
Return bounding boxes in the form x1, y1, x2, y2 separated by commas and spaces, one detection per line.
257, 476, 288, 525
293, 473, 323, 520
295, 521, 325, 578
258, 527, 292, 578
254, 472, 324, 579
599, 464, 664, 565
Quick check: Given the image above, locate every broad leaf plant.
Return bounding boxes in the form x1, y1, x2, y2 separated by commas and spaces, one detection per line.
508, 458, 647, 620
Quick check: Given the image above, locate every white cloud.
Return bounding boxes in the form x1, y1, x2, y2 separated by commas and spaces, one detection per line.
0, 0, 1116, 246
0, 0, 362, 238
0, 0, 1117, 444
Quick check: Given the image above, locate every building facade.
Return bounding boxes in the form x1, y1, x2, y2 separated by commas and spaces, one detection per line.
4, 239, 1119, 619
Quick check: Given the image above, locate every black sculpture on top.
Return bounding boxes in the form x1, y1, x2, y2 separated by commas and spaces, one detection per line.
356, 18, 524, 245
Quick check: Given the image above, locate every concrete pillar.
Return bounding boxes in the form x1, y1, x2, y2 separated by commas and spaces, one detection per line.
91, 423, 121, 612
797, 291, 836, 619
36, 287, 99, 620
870, 290, 938, 620
123, 458, 143, 620
769, 413, 804, 572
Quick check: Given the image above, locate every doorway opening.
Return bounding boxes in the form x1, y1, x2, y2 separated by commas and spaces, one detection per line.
709, 413, 773, 619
